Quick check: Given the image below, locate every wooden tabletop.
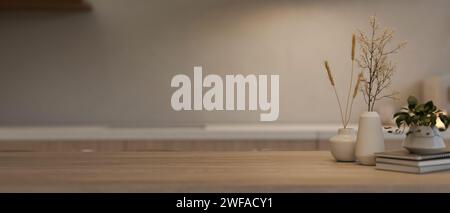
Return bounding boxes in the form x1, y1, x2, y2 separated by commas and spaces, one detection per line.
0, 151, 450, 192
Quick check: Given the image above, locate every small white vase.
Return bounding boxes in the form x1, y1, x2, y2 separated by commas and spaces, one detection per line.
330, 128, 357, 162
403, 126, 446, 155
355, 111, 385, 166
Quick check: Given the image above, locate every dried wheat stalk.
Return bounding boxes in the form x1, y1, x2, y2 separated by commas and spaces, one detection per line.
343, 34, 357, 128
323, 34, 360, 128
324, 61, 345, 125
345, 72, 364, 125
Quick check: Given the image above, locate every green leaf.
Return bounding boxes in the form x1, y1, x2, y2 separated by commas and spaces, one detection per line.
415, 104, 425, 113
393, 112, 409, 119
424, 101, 434, 112
439, 114, 450, 130
439, 114, 446, 122
407, 96, 418, 109
422, 117, 431, 125
395, 114, 410, 128
430, 113, 437, 127
395, 118, 403, 128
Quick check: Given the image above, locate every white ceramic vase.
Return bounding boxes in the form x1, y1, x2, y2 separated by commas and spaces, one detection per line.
330, 128, 357, 162
355, 111, 385, 166
403, 126, 446, 155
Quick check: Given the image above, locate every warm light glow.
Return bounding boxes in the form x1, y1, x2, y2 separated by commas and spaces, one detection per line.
436, 118, 445, 129
436, 111, 448, 129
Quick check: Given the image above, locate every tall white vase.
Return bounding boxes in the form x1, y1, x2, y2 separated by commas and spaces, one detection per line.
355, 111, 385, 166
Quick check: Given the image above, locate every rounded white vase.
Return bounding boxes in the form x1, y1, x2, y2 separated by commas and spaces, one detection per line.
330, 128, 357, 162
403, 126, 446, 155
355, 111, 385, 166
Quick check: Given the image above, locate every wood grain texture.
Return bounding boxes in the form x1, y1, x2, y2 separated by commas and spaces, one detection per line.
1, 151, 450, 192
0, 139, 410, 152
0, 140, 319, 152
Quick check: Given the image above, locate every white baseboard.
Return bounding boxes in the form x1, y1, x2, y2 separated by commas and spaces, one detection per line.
0, 124, 447, 141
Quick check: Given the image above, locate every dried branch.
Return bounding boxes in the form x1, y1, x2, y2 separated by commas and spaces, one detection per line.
356, 16, 406, 111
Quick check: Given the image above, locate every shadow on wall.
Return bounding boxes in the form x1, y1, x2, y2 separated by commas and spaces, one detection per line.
0, 11, 113, 126
0, 0, 449, 127
0, 0, 327, 127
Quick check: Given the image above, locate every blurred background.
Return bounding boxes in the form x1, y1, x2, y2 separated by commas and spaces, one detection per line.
0, 0, 449, 127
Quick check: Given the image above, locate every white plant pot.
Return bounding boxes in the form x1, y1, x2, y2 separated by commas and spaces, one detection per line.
330, 128, 357, 162
403, 126, 446, 155
355, 111, 385, 166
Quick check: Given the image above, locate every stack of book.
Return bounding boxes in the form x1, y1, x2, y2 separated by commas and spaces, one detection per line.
375, 150, 450, 174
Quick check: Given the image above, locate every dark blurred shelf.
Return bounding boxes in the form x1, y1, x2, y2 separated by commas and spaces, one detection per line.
0, 0, 91, 11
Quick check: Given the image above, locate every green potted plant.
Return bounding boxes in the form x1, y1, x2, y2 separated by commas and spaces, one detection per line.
393, 96, 450, 154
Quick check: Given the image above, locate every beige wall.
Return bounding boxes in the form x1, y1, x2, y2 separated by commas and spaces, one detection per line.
0, 0, 449, 126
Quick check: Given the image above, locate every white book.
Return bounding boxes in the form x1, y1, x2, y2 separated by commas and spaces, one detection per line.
376, 163, 450, 174
376, 157, 450, 167
375, 149, 450, 161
